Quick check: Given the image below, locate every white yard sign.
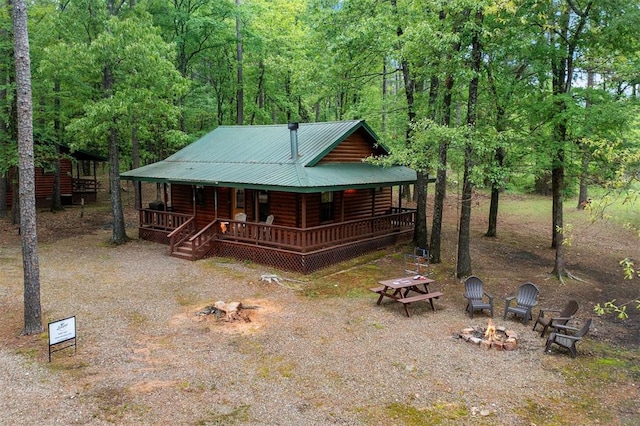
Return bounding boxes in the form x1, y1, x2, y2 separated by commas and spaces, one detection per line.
49, 316, 76, 345
48, 316, 77, 361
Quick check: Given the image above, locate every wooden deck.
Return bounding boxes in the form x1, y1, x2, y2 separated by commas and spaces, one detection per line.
137, 209, 415, 273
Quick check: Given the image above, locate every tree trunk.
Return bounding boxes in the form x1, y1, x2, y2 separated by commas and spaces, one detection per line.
108, 124, 128, 244
236, 0, 243, 125
50, 143, 63, 212
414, 171, 428, 248
103, 65, 128, 244
576, 144, 589, 210
548, 1, 592, 277
551, 161, 566, 276
484, 61, 507, 238
456, 9, 483, 278
13, 0, 43, 335
577, 71, 594, 210
0, 80, 7, 217
456, 155, 473, 277
132, 115, 141, 210
0, 173, 7, 217
430, 9, 461, 264
50, 79, 63, 212
391, 0, 423, 243
11, 173, 20, 225
486, 147, 505, 237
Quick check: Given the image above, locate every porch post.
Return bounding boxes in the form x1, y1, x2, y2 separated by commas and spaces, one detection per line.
214, 188, 218, 219
301, 193, 306, 228
398, 185, 403, 211
253, 190, 259, 222
163, 183, 168, 211
192, 186, 196, 215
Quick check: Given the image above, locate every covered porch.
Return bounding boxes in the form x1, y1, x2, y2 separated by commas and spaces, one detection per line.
136, 205, 415, 274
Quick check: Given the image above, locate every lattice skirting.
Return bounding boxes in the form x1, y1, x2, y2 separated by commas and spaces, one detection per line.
139, 226, 412, 274
138, 228, 170, 245
214, 233, 410, 274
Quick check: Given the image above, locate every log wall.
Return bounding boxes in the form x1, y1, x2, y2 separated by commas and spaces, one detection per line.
6, 159, 74, 208
318, 129, 386, 163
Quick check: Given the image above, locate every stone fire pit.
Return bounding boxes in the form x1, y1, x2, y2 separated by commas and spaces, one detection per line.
455, 319, 518, 351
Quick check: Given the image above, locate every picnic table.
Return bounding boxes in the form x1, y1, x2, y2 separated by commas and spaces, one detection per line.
370, 276, 443, 317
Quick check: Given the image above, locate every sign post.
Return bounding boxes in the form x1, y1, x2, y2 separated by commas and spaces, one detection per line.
48, 316, 76, 362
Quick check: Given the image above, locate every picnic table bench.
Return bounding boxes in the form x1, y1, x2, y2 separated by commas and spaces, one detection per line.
370, 276, 444, 317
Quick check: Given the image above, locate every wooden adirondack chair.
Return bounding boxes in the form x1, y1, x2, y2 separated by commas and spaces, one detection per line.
545, 318, 592, 358
463, 275, 494, 318
503, 282, 539, 325
533, 300, 579, 337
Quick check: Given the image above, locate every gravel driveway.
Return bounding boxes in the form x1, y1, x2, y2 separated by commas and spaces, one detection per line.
0, 228, 630, 425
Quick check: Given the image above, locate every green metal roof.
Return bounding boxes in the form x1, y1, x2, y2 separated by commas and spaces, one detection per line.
120, 120, 416, 192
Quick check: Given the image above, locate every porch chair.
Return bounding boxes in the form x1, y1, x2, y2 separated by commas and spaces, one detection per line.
532, 300, 579, 337
463, 275, 494, 318
545, 318, 592, 358
231, 213, 247, 236
261, 215, 274, 240
503, 282, 539, 325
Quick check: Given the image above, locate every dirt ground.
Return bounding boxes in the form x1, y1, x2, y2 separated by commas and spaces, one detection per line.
3, 188, 638, 337
1, 187, 639, 424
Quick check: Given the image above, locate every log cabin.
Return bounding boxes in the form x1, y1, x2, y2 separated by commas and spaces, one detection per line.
120, 120, 417, 273
5, 144, 105, 208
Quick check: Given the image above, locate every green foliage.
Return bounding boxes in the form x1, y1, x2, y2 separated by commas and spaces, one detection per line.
60, 12, 188, 166
383, 401, 469, 425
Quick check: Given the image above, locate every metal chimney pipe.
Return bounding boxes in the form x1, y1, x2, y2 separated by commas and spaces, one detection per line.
288, 122, 299, 159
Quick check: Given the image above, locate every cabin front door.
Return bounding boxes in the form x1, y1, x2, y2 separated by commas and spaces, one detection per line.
232, 188, 245, 219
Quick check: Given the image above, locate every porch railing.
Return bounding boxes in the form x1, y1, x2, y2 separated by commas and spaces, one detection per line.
168, 217, 195, 255
140, 209, 192, 232
185, 220, 220, 259
72, 178, 99, 192
220, 210, 415, 253
141, 208, 415, 254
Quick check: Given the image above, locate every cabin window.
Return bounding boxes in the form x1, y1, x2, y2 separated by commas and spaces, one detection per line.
320, 191, 334, 222
235, 188, 245, 209
258, 190, 269, 221
195, 186, 205, 206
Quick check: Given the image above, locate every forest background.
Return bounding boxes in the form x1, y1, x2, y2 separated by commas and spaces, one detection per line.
1, 0, 639, 308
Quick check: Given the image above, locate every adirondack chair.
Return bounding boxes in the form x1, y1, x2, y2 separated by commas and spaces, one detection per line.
261, 215, 274, 240
503, 282, 539, 325
545, 318, 592, 358
463, 276, 494, 318
230, 213, 247, 236
532, 300, 579, 337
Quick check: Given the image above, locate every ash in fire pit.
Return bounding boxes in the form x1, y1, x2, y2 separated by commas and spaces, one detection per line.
196, 301, 258, 322
455, 319, 518, 351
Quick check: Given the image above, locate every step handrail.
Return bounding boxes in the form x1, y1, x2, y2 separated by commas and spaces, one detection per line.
168, 217, 195, 254
187, 220, 220, 259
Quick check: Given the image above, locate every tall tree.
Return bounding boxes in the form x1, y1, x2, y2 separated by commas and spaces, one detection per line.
456, 7, 483, 278
236, 0, 244, 124
390, 0, 428, 249
13, 0, 42, 335
430, 8, 464, 264
545, 1, 593, 278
